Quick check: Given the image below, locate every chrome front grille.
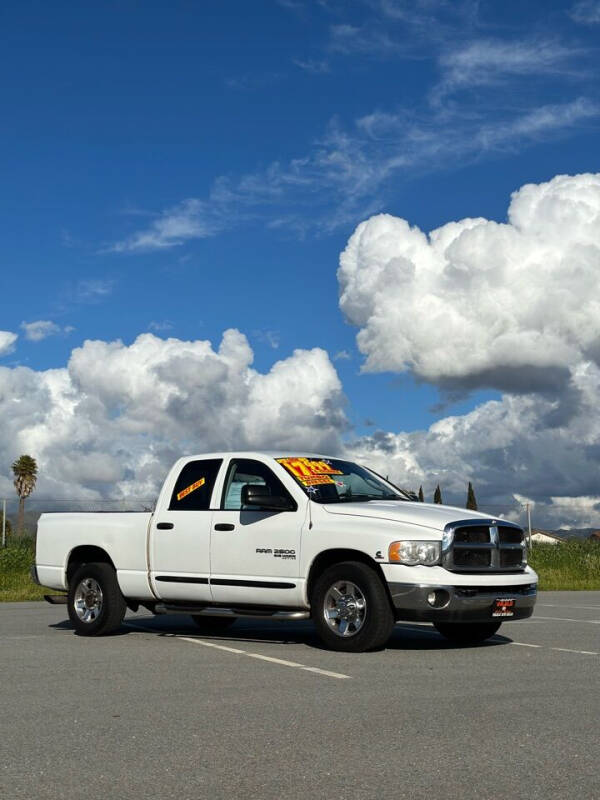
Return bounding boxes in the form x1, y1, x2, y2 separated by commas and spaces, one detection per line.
442, 519, 527, 573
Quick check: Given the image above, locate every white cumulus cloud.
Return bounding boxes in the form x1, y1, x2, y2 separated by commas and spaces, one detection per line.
0, 330, 346, 503
338, 172, 600, 393
349, 359, 600, 527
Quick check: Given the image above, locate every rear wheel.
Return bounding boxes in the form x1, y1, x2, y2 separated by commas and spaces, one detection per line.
191, 616, 237, 632
67, 562, 126, 636
434, 620, 502, 644
310, 561, 394, 652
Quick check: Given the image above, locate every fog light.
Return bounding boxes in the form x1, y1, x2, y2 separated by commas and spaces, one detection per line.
427, 590, 450, 608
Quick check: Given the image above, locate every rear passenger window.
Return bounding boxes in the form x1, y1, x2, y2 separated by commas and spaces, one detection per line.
169, 459, 223, 511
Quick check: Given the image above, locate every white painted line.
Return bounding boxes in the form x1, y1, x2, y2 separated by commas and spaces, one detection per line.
507, 641, 542, 648
245, 652, 306, 668
538, 604, 600, 611
398, 624, 439, 635
552, 647, 599, 656
301, 666, 353, 679
175, 635, 247, 655
533, 615, 600, 624
123, 622, 351, 680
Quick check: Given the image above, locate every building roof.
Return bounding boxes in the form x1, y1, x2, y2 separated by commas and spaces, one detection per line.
531, 529, 565, 542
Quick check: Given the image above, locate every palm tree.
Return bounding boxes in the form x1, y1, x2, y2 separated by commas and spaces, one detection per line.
12, 455, 38, 537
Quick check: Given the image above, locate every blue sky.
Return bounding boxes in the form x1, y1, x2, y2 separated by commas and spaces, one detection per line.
1, 0, 599, 442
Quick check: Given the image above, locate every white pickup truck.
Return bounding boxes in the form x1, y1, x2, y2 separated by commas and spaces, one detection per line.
32, 452, 537, 652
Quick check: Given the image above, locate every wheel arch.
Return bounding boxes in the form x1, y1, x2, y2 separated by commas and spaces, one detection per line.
66, 545, 115, 585
305, 548, 391, 606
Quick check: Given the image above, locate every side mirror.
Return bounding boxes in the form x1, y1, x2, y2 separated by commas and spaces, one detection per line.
241, 484, 293, 511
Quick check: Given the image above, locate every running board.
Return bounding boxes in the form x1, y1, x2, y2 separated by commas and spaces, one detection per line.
44, 594, 68, 605
155, 604, 309, 621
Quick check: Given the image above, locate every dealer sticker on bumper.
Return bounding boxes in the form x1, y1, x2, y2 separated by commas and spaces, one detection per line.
492, 598, 516, 617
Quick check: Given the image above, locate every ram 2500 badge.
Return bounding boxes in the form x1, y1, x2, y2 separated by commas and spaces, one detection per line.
32, 453, 537, 652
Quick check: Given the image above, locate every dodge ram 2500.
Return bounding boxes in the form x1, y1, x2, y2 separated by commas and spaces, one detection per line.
32, 452, 537, 652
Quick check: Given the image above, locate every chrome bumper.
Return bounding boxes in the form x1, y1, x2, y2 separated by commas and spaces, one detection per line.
388, 581, 537, 623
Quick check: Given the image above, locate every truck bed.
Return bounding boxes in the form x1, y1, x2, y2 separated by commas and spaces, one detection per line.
36, 512, 153, 596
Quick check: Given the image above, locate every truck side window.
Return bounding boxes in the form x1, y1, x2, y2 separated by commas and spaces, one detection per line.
169, 459, 223, 511
221, 459, 296, 511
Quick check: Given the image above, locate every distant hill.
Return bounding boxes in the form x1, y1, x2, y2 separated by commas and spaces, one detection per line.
550, 528, 600, 540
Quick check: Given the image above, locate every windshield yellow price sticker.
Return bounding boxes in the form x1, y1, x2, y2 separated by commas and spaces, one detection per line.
302, 474, 335, 486
277, 457, 343, 485
177, 477, 205, 501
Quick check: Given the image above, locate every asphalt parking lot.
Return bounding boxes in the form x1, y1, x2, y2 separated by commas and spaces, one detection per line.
1, 592, 599, 800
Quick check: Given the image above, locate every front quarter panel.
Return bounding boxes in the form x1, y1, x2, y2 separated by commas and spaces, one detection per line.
300, 509, 437, 600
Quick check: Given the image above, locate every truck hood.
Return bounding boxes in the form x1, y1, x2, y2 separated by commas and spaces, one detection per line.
321, 501, 494, 534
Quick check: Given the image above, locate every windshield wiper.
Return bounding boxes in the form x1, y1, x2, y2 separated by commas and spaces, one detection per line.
335, 493, 402, 503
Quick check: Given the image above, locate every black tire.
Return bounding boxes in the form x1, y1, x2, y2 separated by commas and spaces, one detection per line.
67, 562, 127, 636
190, 615, 237, 632
434, 620, 502, 645
310, 561, 395, 652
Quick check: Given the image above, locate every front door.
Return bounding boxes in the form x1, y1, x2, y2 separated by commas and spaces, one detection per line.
210, 458, 304, 608
150, 458, 223, 602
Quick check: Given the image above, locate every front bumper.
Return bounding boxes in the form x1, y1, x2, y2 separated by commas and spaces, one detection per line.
388, 581, 537, 623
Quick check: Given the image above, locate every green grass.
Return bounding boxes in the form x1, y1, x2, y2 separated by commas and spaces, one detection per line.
0, 538, 54, 602
528, 540, 600, 590
1, 537, 599, 602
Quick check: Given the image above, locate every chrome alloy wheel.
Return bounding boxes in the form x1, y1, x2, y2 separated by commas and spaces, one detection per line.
323, 580, 367, 637
74, 577, 104, 623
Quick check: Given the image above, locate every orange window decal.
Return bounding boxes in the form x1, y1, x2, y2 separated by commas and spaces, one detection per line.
277, 457, 343, 485
177, 477, 206, 501
301, 474, 335, 486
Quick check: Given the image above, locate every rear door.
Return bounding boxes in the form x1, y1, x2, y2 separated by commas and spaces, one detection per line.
150, 458, 223, 602
210, 458, 304, 608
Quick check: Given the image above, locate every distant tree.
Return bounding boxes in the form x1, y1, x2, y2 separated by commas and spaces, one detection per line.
418, 485, 424, 502
466, 481, 478, 511
433, 484, 442, 504
12, 455, 38, 537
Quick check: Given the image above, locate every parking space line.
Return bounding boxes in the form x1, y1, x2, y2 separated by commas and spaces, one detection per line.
539, 604, 600, 611
123, 622, 351, 680
506, 641, 542, 648
400, 626, 597, 656
398, 624, 438, 635
533, 616, 600, 624
175, 636, 248, 655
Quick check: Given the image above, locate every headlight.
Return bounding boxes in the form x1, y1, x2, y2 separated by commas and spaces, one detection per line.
389, 540, 440, 566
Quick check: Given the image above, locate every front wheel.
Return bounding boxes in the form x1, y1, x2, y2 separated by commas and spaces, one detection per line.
310, 561, 395, 652
67, 562, 127, 636
434, 620, 502, 645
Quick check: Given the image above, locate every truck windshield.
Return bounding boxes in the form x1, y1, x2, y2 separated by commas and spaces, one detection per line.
276, 457, 410, 504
